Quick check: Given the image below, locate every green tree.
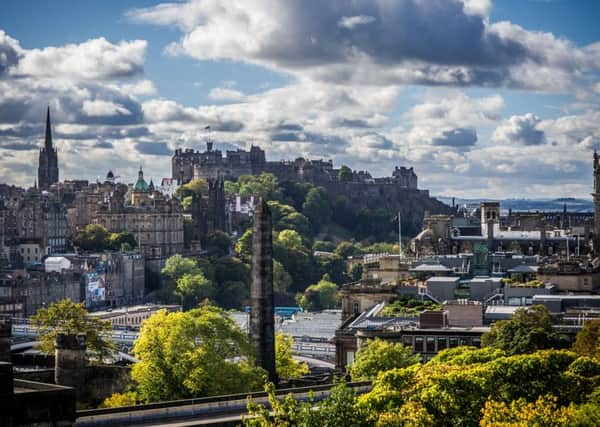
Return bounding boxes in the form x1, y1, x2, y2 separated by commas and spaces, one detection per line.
297, 274, 338, 311
334, 241, 364, 258
349, 263, 364, 281
161, 254, 200, 282
31, 298, 115, 359
350, 338, 421, 381
238, 173, 282, 200
101, 391, 139, 408
273, 260, 293, 294
175, 272, 215, 309
132, 306, 266, 402
276, 229, 304, 250
175, 179, 208, 199
108, 231, 137, 251
338, 165, 353, 182
73, 224, 111, 251
276, 333, 309, 379
245, 379, 368, 427
312, 240, 336, 252
235, 228, 253, 262
573, 318, 600, 360
202, 230, 232, 257
301, 186, 331, 233
482, 305, 568, 355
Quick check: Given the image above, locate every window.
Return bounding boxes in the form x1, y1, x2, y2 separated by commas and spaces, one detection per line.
437, 337, 447, 351
426, 336, 435, 352
346, 351, 355, 366
472, 337, 482, 347
414, 336, 424, 352
449, 337, 459, 348
352, 302, 360, 314
402, 336, 413, 348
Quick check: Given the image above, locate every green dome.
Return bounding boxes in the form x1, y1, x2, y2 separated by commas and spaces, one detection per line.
134, 166, 149, 191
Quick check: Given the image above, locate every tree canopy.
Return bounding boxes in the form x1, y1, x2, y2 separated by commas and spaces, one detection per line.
572, 318, 600, 360
31, 298, 115, 359
275, 333, 309, 379
131, 306, 266, 402
482, 305, 568, 355
297, 274, 339, 311
349, 338, 421, 381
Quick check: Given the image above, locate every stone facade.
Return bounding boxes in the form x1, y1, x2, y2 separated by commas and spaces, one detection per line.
250, 200, 277, 383
37, 107, 59, 190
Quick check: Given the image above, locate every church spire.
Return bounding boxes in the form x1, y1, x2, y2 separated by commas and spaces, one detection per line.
45, 106, 53, 151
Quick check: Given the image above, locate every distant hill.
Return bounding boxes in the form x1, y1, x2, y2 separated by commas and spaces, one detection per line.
436, 196, 594, 213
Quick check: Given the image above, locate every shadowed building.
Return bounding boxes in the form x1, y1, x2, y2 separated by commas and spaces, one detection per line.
250, 200, 277, 383
38, 107, 59, 190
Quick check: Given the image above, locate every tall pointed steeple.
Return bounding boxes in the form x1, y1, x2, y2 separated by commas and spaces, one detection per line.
38, 106, 59, 189
45, 106, 53, 151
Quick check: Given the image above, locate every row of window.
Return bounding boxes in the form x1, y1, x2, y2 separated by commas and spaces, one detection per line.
401, 335, 482, 353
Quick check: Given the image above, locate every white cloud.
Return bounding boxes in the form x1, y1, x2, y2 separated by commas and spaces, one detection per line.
492, 113, 545, 145
208, 87, 245, 101
12, 37, 147, 81
82, 100, 132, 116
338, 15, 376, 30
128, 0, 600, 93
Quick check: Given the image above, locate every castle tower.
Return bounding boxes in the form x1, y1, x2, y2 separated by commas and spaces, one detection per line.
593, 151, 600, 254
38, 107, 59, 189
250, 200, 277, 383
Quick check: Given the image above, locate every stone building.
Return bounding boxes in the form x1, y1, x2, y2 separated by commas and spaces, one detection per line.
93, 167, 184, 270
37, 107, 59, 190
537, 259, 600, 292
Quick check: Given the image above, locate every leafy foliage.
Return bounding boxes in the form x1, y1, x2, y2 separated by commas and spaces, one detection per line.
482, 305, 568, 355
31, 298, 115, 359
245, 379, 368, 427
572, 318, 600, 360
100, 391, 139, 408
202, 230, 232, 257
275, 333, 309, 379
297, 274, 338, 311
349, 338, 421, 381
380, 297, 441, 317
131, 306, 266, 402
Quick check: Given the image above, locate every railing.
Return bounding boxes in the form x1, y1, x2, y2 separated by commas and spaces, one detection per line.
75, 381, 372, 426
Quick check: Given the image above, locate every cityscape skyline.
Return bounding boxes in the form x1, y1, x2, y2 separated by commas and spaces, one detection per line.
1, 0, 599, 199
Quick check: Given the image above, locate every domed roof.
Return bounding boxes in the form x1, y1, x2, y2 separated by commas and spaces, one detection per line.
134, 166, 149, 191
106, 170, 114, 179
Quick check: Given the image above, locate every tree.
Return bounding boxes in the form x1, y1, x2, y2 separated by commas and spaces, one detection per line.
101, 391, 139, 408
273, 260, 293, 294
276, 229, 304, 250
31, 298, 115, 359
108, 231, 137, 251
245, 379, 368, 427
301, 186, 331, 232
297, 274, 338, 311
161, 254, 200, 282
237, 173, 282, 201
73, 224, 111, 251
276, 333, 309, 379
313, 240, 336, 252
482, 305, 568, 355
202, 230, 232, 257
334, 241, 363, 258
175, 272, 215, 309
338, 165, 353, 182
235, 228, 253, 262
573, 318, 600, 360
132, 306, 266, 402
175, 179, 208, 199
349, 263, 363, 281
349, 338, 421, 381
480, 395, 577, 426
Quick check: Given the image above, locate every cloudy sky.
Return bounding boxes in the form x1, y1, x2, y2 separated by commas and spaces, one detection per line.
1, 0, 599, 198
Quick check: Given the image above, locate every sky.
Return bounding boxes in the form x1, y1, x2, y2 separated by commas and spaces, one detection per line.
0, 0, 599, 199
